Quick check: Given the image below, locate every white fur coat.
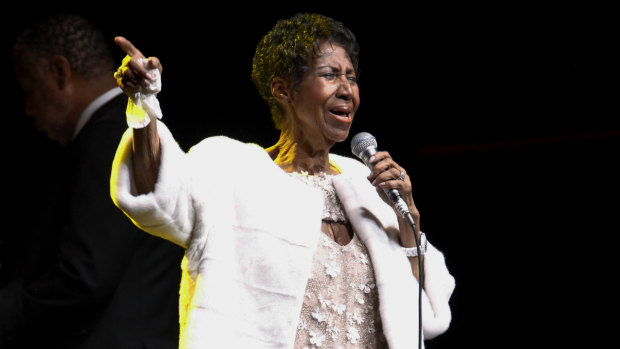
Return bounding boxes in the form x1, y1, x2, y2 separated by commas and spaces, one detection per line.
110, 121, 455, 348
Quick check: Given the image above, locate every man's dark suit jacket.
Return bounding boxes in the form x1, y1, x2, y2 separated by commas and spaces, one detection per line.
0, 93, 184, 348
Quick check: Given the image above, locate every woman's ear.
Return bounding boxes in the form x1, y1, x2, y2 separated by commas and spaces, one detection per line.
271, 77, 291, 104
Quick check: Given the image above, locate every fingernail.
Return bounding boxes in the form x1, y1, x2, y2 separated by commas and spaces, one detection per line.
369, 156, 376, 163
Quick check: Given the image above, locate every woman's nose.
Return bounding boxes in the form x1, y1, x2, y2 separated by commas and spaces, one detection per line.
336, 76, 353, 99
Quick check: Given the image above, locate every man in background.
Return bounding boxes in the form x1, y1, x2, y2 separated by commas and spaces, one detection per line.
0, 13, 183, 348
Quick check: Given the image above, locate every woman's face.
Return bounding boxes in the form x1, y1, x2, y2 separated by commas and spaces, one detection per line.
288, 41, 360, 147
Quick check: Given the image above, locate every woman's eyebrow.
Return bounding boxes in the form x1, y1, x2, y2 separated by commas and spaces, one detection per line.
316, 65, 355, 73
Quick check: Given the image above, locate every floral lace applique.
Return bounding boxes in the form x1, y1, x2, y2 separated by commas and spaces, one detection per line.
294, 232, 387, 348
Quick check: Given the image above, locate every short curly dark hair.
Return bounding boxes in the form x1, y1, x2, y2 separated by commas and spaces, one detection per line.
14, 13, 115, 82
251, 13, 360, 130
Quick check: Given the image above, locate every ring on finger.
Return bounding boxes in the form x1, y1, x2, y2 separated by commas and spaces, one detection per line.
396, 170, 405, 181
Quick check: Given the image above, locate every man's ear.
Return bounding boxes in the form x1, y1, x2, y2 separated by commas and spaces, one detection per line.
50, 55, 71, 90
271, 77, 292, 104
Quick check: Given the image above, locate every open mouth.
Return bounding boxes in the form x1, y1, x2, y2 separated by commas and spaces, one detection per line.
329, 106, 353, 121
329, 109, 351, 118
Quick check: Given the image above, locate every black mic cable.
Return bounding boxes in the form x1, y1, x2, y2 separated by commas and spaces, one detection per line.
351, 132, 424, 349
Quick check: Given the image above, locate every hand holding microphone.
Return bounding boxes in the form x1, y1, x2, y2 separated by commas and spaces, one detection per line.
352, 132, 425, 349
351, 132, 419, 228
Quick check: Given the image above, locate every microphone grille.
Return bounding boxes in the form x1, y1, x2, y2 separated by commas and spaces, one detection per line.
350, 132, 377, 158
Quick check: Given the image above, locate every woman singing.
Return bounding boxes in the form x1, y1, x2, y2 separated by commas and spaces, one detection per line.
111, 13, 454, 348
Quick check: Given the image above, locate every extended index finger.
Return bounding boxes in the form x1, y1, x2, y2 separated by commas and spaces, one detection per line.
115, 36, 144, 58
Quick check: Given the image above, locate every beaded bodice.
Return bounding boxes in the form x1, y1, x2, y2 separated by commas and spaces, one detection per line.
287, 171, 348, 223
287, 171, 387, 348
294, 232, 387, 348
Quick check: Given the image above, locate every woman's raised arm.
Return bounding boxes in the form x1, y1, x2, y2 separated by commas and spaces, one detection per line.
114, 37, 161, 194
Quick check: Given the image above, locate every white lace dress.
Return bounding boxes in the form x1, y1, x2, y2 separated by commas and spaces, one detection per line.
289, 171, 388, 348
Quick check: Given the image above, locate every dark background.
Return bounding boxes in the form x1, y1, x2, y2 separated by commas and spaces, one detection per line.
1, 3, 617, 348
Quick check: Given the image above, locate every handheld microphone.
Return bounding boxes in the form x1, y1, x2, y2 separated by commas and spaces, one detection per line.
350, 132, 411, 219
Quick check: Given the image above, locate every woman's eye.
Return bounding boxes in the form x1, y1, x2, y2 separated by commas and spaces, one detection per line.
321, 73, 357, 84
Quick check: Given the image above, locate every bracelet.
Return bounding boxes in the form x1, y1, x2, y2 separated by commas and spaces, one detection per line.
403, 232, 427, 257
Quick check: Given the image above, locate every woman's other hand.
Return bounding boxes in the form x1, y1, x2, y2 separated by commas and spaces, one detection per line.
113, 37, 162, 96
